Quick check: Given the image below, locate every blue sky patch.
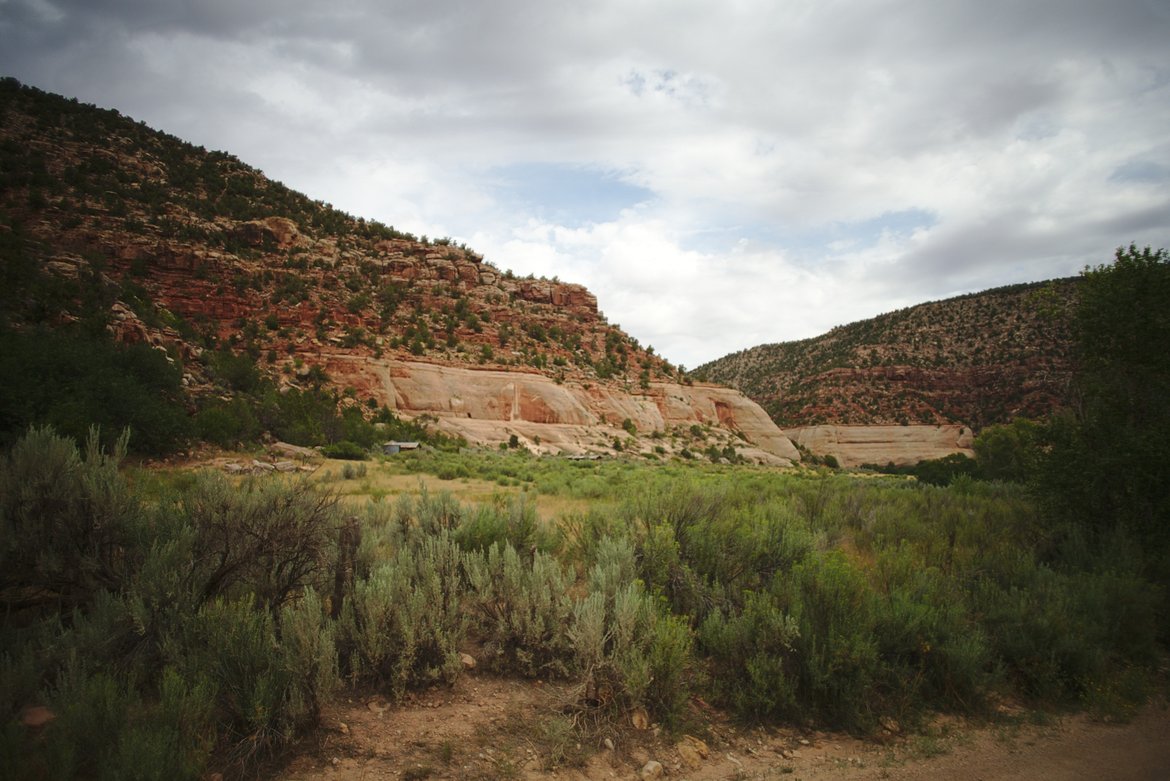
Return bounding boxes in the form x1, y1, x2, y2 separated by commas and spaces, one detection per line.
488, 163, 655, 226
1109, 160, 1169, 185
681, 208, 937, 259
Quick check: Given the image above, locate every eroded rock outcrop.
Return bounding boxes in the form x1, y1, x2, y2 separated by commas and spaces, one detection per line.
323, 357, 800, 464
784, 424, 974, 468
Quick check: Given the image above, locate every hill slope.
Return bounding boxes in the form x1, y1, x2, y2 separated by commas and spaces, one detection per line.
695, 280, 1079, 431
0, 78, 797, 463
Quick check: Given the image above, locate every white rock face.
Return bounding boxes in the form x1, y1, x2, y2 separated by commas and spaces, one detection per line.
784, 424, 975, 467
322, 356, 801, 464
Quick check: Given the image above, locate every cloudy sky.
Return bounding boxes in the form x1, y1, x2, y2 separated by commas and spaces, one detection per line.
2, 0, 1168, 367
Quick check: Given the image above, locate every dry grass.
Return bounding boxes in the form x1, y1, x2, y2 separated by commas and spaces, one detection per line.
318, 458, 596, 520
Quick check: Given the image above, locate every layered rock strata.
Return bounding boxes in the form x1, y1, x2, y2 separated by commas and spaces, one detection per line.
324, 357, 800, 464
784, 425, 974, 468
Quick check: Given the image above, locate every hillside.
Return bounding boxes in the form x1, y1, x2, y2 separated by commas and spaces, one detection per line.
0, 77, 665, 383
0, 78, 797, 463
694, 280, 1079, 431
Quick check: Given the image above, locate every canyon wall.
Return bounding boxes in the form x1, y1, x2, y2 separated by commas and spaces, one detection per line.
784, 424, 974, 468
323, 356, 801, 465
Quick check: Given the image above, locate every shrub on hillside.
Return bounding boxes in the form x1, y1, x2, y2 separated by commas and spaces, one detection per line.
0, 329, 191, 456
195, 397, 260, 448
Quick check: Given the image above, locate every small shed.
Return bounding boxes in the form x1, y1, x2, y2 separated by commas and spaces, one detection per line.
382, 441, 420, 455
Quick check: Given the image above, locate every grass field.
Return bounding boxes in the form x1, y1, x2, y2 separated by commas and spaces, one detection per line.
3, 433, 1163, 780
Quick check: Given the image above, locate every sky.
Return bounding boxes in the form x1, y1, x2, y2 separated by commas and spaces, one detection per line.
2, 1, 1168, 368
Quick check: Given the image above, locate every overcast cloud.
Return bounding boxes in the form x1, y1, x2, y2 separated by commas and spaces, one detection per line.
3, 0, 1168, 366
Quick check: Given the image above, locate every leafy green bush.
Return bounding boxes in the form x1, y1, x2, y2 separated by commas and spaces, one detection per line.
913, 453, 979, 486
455, 494, 555, 554
0, 329, 191, 456
972, 418, 1044, 483
195, 397, 261, 448
323, 440, 367, 460
971, 563, 1160, 702
1038, 245, 1170, 632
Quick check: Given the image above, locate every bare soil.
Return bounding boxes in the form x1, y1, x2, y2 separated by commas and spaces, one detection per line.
273, 672, 1170, 781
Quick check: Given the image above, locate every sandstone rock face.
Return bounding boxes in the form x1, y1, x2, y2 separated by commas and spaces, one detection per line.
784, 424, 974, 468
324, 357, 800, 464
263, 216, 300, 249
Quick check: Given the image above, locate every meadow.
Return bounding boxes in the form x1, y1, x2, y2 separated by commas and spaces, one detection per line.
2, 430, 1161, 779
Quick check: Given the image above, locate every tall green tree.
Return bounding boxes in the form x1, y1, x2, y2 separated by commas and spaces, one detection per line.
1041, 244, 1170, 586
973, 418, 1044, 483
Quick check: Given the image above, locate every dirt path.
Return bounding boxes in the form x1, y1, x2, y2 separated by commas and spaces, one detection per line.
273, 673, 1169, 781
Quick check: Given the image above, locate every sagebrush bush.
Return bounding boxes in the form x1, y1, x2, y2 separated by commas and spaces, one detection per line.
0, 426, 141, 610
340, 460, 367, 479
162, 596, 331, 767
568, 537, 693, 726
455, 494, 556, 554
338, 532, 466, 696
395, 487, 464, 537
1, 429, 349, 777
26, 658, 215, 781
353, 499, 404, 578
2, 426, 1165, 773
702, 551, 891, 731
278, 588, 339, 721
872, 545, 992, 717
635, 522, 711, 620
465, 543, 574, 677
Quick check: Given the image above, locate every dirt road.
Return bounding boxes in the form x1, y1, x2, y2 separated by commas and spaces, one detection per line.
275, 674, 1169, 781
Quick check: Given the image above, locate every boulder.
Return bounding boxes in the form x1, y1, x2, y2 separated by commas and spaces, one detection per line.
677, 735, 710, 769
639, 760, 664, 780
